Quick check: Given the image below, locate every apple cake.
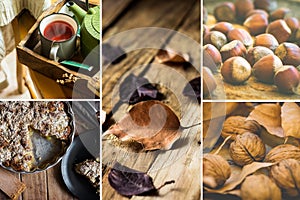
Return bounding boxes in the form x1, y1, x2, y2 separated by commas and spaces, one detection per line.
0, 101, 72, 172
75, 159, 100, 193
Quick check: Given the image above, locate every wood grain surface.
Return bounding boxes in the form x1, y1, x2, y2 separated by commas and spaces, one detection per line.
102, 0, 201, 199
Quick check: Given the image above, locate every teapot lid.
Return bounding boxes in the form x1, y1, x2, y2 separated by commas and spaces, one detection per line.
84, 5, 100, 40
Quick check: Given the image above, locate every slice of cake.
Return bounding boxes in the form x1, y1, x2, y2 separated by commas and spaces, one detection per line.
75, 159, 100, 193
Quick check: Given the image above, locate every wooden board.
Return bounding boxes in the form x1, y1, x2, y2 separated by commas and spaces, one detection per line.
102, 0, 201, 199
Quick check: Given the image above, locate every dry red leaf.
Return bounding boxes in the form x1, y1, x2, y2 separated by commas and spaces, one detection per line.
103, 100, 181, 151
247, 103, 284, 138
281, 102, 300, 139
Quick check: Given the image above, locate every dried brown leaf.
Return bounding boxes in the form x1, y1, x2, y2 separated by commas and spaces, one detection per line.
155, 48, 189, 64
204, 162, 275, 194
281, 102, 300, 139
247, 103, 284, 138
103, 100, 181, 151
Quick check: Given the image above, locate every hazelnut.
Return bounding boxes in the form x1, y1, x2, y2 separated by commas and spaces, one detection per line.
210, 22, 234, 35
274, 65, 300, 94
253, 54, 283, 84
203, 44, 222, 72
269, 8, 290, 21
243, 13, 268, 36
254, 33, 279, 51
265, 144, 300, 163
246, 46, 274, 66
204, 31, 227, 50
220, 40, 247, 62
270, 159, 300, 197
254, 0, 278, 13
246, 9, 269, 18
221, 116, 261, 140
241, 174, 282, 200
227, 28, 253, 48
266, 19, 292, 43
213, 2, 236, 22
285, 17, 300, 33
203, 24, 210, 39
275, 42, 300, 67
221, 56, 251, 85
235, 0, 254, 20
229, 132, 266, 166
203, 67, 217, 97
203, 154, 231, 188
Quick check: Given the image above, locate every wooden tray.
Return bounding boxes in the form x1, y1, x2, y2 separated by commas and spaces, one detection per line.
16, 0, 100, 97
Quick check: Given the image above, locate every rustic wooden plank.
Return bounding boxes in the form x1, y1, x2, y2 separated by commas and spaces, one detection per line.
21, 172, 47, 200
102, 0, 198, 113
102, 0, 200, 199
102, 0, 134, 30
47, 164, 75, 200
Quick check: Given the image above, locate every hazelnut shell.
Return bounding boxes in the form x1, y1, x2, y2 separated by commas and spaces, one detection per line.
221, 56, 251, 85
274, 65, 300, 94
253, 54, 283, 84
220, 40, 247, 62
266, 19, 291, 43
254, 33, 279, 51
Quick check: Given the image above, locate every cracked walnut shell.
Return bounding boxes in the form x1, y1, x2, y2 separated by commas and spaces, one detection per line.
229, 132, 266, 166
241, 174, 282, 200
265, 144, 300, 163
221, 116, 261, 140
203, 154, 231, 188
270, 159, 300, 197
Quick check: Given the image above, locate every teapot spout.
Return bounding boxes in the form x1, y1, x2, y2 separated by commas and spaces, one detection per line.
66, 1, 86, 25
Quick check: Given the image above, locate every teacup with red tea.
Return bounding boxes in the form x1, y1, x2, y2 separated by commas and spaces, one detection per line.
39, 13, 78, 61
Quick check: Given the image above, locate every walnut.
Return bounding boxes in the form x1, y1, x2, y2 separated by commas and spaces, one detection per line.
203, 154, 231, 188
265, 144, 300, 163
229, 132, 266, 166
241, 174, 282, 200
221, 116, 261, 140
270, 159, 300, 197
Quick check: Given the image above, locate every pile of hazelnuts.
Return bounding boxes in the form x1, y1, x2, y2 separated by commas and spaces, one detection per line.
203, 0, 300, 95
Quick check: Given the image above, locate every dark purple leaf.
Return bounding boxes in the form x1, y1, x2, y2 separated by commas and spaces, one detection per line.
108, 163, 175, 197
102, 43, 127, 65
183, 76, 200, 103
119, 74, 164, 105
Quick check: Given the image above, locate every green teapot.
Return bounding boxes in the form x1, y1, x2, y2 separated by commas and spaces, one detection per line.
67, 1, 100, 59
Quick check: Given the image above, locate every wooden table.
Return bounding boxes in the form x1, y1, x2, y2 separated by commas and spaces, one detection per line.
102, 0, 201, 199
0, 101, 99, 200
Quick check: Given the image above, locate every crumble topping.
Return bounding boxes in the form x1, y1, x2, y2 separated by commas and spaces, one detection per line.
0, 101, 71, 172
75, 159, 100, 193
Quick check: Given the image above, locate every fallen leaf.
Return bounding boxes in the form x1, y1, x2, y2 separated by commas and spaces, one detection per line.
108, 162, 175, 197
119, 74, 164, 105
155, 48, 190, 64
103, 100, 181, 151
204, 162, 276, 194
281, 102, 300, 139
102, 43, 127, 65
182, 77, 200, 103
247, 103, 284, 138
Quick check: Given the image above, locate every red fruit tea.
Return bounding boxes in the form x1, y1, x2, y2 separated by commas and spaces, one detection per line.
43, 20, 74, 41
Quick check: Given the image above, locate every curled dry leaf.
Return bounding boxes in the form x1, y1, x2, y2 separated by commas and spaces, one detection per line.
281, 102, 300, 139
108, 162, 175, 197
247, 103, 284, 138
155, 48, 190, 64
119, 74, 164, 105
182, 76, 200, 103
103, 100, 181, 152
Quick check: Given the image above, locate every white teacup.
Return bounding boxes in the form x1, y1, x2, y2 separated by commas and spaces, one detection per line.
39, 13, 78, 61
